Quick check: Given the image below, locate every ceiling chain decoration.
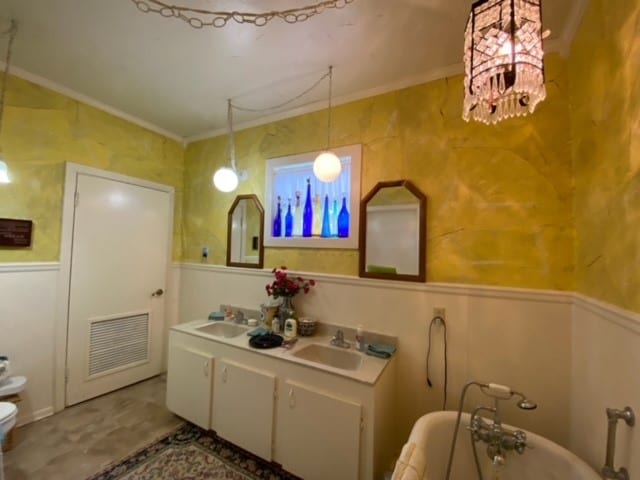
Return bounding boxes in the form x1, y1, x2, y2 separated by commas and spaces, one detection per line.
130, 0, 356, 28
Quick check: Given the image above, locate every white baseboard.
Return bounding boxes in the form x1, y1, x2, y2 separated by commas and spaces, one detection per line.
17, 406, 54, 427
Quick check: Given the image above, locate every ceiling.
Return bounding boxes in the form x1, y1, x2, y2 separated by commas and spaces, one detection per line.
0, 0, 586, 142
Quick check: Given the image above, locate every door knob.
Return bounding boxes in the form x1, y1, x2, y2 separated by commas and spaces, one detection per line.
151, 288, 164, 297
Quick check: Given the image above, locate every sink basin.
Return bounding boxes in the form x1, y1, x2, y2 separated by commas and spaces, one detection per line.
293, 344, 363, 371
196, 322, 249, 338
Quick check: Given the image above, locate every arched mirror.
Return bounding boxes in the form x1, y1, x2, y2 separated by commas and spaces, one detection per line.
359, 180, 427, 282
227, 194, 264, 269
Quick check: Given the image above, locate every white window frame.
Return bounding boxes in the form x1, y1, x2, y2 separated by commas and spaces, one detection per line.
264, 144, 361, 249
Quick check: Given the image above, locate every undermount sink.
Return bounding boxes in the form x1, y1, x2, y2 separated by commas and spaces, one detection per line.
293, 344, 363, 371
196, 322, 249, 338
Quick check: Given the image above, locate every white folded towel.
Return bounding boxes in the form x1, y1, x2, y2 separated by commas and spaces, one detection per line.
391, 441, 427, 480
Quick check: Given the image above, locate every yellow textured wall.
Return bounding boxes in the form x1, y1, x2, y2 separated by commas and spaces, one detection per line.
569, 0, 640, 313
0, 75, 184, 262
184, 53, 574, 290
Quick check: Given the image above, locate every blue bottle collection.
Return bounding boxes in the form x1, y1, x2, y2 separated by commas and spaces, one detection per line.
273, 178, 349, 238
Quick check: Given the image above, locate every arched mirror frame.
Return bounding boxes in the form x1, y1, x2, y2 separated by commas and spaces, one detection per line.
358, 180, 427, 282
226, 194, 265, 269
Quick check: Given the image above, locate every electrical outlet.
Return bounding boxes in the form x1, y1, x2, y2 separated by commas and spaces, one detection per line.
433, 307, 446, 322
202, 246, 209, 259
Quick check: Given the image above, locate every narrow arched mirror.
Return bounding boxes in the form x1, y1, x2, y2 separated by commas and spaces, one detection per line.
227, 194, 264, 269
359, 180, 427, 282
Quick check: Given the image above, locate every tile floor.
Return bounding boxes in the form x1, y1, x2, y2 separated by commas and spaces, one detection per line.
3, 375, 182, 480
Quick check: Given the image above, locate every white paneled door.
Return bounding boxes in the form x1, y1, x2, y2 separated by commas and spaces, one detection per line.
66, 173, 172, 406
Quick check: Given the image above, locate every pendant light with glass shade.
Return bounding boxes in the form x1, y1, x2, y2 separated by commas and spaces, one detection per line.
0, 20, 17, 184
213, 99, 246, 192
313, 66, 342, 183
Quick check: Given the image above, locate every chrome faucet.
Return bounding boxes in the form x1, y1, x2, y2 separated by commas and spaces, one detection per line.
468, 389, 535, 464
446, 381, 537, 480
330, 330, 350, 348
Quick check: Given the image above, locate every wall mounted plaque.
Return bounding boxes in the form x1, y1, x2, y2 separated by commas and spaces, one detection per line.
0, 218, 33, 247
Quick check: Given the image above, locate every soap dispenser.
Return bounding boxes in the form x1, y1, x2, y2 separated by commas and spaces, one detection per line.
284, 318, 297, 339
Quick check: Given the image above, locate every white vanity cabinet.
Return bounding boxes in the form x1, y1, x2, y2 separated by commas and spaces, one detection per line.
167, 326, 396, 480
276, 380, 362, 480
166, 343, 214, 429
212, 359, 276, 460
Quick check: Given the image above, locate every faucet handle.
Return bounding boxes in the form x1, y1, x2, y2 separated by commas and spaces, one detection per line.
514, 430, 528, 454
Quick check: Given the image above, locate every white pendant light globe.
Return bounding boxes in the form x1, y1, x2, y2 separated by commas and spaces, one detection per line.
213, 167, 239, 192
0, 160, 10, 184
313, 151, 342, 183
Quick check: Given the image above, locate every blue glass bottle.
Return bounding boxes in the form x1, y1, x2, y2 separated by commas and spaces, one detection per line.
273, 196, 282, 237
285, 199, 293, 237
330, 199, 338, 237
302, 178, 313, 237
337, 196, 349, 238
321, 194, 331, 238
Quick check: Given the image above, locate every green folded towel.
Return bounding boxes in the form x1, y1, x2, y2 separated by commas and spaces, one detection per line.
366, 264, 397, 274
366, 343, 396, 358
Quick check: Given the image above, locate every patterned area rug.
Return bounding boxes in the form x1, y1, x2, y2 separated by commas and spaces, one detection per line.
88, 423, 300, 480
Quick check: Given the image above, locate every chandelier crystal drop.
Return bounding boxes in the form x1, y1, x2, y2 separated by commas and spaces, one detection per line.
463, 0, 547, 124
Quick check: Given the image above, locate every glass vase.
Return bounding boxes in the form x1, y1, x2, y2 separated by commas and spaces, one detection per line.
279, 296, 296, 321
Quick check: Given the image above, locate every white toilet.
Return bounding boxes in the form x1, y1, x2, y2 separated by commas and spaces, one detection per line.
0, 401, 17, 480
0, 402, 16, 438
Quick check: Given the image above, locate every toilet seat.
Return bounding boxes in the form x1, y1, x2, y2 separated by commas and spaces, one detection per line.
0, 403, 17, 434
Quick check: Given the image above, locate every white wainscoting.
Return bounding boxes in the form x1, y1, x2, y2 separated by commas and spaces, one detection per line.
571, 295, 640, 476
0, 262, 181, 426
4, 260, 639, 477
0, 263, 59, 426
178, 263, 574, 450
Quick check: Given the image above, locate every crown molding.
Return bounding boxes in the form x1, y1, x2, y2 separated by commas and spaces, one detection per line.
185, 62, 465, 144
1, 62, 184, 143
4, 0, 590, 148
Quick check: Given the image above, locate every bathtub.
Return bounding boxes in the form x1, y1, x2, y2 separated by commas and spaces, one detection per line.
394, 411, 599, 480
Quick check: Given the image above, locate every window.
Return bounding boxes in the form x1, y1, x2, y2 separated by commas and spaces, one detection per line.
264, 144, 361, 249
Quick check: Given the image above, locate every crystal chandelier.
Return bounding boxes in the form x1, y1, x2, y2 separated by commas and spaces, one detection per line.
463, 0, 546, 124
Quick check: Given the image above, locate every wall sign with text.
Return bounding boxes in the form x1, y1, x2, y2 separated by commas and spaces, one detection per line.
0, 218, 33, 247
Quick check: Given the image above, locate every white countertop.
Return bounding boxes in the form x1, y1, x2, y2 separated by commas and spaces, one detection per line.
171, 320, 396, 385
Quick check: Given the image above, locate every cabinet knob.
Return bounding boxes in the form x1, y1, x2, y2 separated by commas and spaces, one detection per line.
288, 388, 295, 408
222, 366, 228, 383
203, 361, 208, 377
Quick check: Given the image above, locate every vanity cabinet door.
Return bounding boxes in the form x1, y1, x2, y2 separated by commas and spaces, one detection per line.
212, 359, 276, 460
166, 344, 214, 429
276, 380, 362, 480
